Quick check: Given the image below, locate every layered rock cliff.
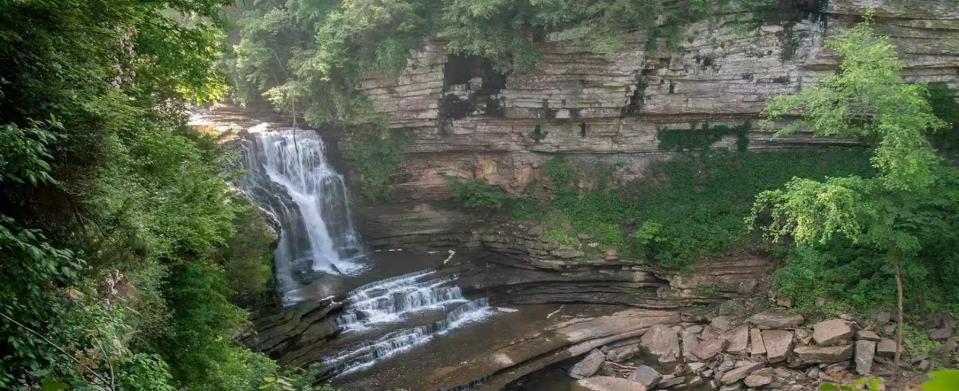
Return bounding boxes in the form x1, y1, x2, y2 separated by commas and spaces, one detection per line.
350, 0, 957, 216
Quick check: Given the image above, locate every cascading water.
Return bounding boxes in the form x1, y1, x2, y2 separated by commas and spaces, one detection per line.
237, 123, 364, 304
323, 270, 492, 376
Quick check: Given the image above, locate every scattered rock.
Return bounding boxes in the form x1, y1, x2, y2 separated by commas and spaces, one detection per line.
919, 359, 931, 371
857, 330, 881, 341
693, 335, 728, 361
688, 362, 707, 373
711, 316, 734, 331
933, 337, 956, 355
640, 324, 680, 364
929, 327, 954, 340
744, 373, 773, 388
682, 329, 700, 361
747, 311, 804, 329
794, 345, 854, 364
719, 383, 743, 391
720, 361, 763, 384
883, 324, 897, 336
606, 344, 640, 362
570, 349, 605, 379
876, 338, 897, 358
795, 328, 813, 345
658, 375, 685, 388
628, 365, 661, 389
854, 340, 876, 375
813, 319, 854, 346
875, 311, 892, 324
725, 325, 749, 355
576, 376, 647, 391
686, 325, 703, 334
750, 327, 766, 356
762, 330, 793, 363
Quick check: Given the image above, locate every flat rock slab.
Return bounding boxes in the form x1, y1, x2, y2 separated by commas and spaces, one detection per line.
761, 329, 793, 363
693, 335, 728, 361
570, 349, 606, 379
813, 319, 854, 346
725, 325, 749, 355
640, 324, 680, 364
794, 344, 854, 364
575, 376, 647, 391
747, 311, 804, 329
750, 328, 766, 356
720, 361, 764, 384
744, 373, 772, 388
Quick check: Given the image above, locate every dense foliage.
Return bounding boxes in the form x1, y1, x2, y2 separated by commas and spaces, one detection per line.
0, 0, 291, 389
448, 148, 874, 269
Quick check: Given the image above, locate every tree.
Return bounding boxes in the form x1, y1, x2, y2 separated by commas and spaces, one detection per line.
748, 19, 947, 375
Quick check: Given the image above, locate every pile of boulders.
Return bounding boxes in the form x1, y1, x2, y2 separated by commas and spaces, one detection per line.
568, 309, 954, 391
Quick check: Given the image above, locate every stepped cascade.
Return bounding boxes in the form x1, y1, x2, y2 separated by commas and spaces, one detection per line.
323, 269, 492, 376
238, 123, 364, 304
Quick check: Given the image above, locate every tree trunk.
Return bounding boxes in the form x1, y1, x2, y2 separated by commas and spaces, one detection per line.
891, 246, 904, 378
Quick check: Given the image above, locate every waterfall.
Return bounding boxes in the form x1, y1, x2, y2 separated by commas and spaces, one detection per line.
237, 123, 364, 303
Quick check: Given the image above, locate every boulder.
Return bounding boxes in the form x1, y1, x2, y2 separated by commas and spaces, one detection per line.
813, 319, 854, 346
929, 327, 954, 340
875, 311, 892, 324
876, 338, 897, 358
693, 334, 728, 360
744, 373, 772, 388
794, 345, 854, 364
576, 376, 647, 391
725, 325, 749, 355
750, 328, 766, 356
720, 361, 763, 384
854, 340, 876, 376
761, 330, 793, 363
570, 349, 605, 379
640, 324, 680, 364
747, 311, 805, 329
628, 365, 661, 389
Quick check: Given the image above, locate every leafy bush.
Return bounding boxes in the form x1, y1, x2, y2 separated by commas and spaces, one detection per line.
340, 127, 411, 201
446, 177, 515, 213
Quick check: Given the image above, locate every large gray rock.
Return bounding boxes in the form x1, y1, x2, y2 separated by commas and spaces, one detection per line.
761, 330, 793, 363
812, 319, 854, 346
570, 349, 606, 379
725, 325, 749, 355
628, 365, 661, 389
720, 361, 763, 384
640, 324, 680, 364
855, 340, 876, 375
750, 328, 766, 356
747, 311, 805, 329
876, 338, 897, 358
576, 376, 647, 391
794, 344, 854, 364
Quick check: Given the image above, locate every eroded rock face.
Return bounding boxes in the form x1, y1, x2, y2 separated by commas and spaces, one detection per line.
347, 1, 958, 205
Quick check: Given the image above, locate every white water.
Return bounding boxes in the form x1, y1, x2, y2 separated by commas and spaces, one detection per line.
335, 269, 473, 333
324, 295, 491, 376
237, 123, 364, 303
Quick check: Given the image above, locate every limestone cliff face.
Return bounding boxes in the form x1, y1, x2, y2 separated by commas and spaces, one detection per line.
351, 0, 958, 207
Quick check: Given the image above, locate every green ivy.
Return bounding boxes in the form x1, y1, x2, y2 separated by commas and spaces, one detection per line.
657, 121, 751, 153
340, 126, 412, 201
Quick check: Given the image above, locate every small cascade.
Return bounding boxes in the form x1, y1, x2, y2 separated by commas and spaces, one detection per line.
323, 298, 492, 376
335, 270, 470, 333
237, 123, 364, 304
